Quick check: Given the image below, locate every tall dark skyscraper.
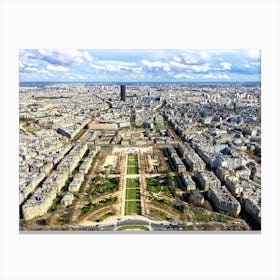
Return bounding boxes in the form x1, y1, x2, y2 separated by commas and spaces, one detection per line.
120, 85, 126, 101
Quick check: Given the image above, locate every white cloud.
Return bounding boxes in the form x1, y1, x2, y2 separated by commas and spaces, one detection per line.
109, 61, 138, 67
38, 49, 91, 66
39, 69, 50, 74
182, 54, 198, 65
173, 56, 182, 62
201, 51, 210, 60
19, 49, 261, 82
82, 51, 93, 62
249, 62, 260, 66
220, 62, 231, 70
163, 66, 171, 71
132, 67, 142, 73
24, 66, 37, 72
191, 63, 210, 72
170, 60, 186, 69
141, 59, 170, 70
90, 60, 142, 73
106, 64, 117, 72
90, 64, 105, 70
203, 73, 230, 79
46, 64, 69, 72
173, 73, 194, 79
77, 74, 86, 79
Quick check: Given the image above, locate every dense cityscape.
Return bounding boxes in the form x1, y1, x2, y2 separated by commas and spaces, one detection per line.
19, 82, 261, 231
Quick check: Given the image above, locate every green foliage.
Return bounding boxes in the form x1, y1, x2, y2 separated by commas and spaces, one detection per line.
203, 200, 213, 211
117, 225, 149, 231
146, 178, 162, 193
89, 177, 119, 196
49, 195, 63, 212
80, 196, 118, 217
119, 126, 131, 130
97, 211, 115, 222
193, 211, 210, 222
80, 205, 94, 216
149, 209, 171, 221
146, 175, 175, 198
218, 216, 226, 223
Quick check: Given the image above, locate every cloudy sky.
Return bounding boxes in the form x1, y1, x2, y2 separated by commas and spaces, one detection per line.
19, 49, 261, 82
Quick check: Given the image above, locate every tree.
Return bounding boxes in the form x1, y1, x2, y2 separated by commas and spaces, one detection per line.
203, 200, 213, 211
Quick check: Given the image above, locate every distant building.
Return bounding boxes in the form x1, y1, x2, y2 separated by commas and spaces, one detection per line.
120, 85, 126, 101
89, 122, 118, 130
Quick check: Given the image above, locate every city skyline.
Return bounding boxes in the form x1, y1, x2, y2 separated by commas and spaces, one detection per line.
19, 82, 261, 232
19, 49, 261, 83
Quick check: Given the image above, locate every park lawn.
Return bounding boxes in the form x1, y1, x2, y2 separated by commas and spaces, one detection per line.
126, 178, 139, 188
127, 165, 139, 174
127, 154, 139, 174
128, 157, 138, 163
117, 225, 149, 231
126, 188, 140, 200
125, 200, 141, 215
125, 178, 141, 215
128, 154, 138, 160
127, 155, 138, 174
127, 161, 138, 166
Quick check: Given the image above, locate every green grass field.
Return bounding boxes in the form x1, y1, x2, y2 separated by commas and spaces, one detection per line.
126, 178, 139, 189
127, 154, 139, 174
125, 178, 141, 215
117, 225, 149, 231
127, 165, 139, 174
125, 200, 141, 215
126, 188, 140, 200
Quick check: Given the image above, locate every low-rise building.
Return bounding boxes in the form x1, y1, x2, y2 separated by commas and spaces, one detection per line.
89, 122, 118, 130
172, 156, 186, 172
22, 185, 57, 221
196, 170, 221, 191
79, 158, 92, 174
69, 173, 84, 192
225, 176, 243, 196
185, 153, 206, 171
240, 180, 261, 225
166, 146, 177, 158
181, 173, 196, 191
207, 184, 241, 216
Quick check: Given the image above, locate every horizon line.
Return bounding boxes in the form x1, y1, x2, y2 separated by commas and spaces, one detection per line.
19, 80, 261, 84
